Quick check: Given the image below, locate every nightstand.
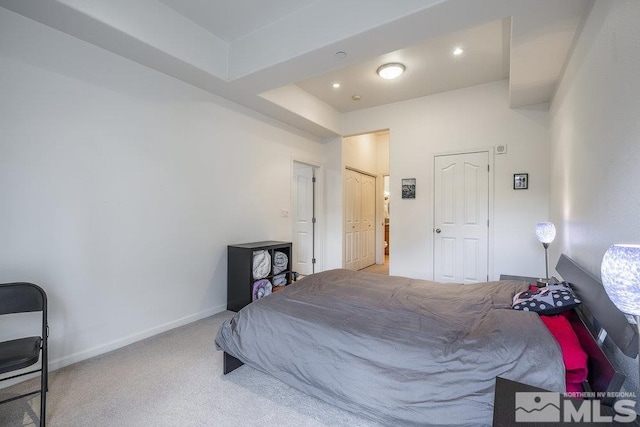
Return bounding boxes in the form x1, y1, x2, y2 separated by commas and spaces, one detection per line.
500, 274, 545, 287
493, 377, 622, 427
493, 377, 555, 427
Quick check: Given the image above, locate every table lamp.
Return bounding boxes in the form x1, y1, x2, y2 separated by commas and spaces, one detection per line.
601, 244, 640, 364
535, 222, 556, 282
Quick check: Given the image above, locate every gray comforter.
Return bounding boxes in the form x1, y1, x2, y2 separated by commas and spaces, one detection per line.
215, 269, 565, 426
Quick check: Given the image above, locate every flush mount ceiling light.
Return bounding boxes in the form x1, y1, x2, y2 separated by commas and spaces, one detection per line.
377, 63, 405, 80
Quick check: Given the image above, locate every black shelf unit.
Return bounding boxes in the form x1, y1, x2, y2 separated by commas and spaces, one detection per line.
227, 241, 292, 311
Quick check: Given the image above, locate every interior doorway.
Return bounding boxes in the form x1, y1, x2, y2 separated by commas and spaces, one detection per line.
342, 130, 389, 271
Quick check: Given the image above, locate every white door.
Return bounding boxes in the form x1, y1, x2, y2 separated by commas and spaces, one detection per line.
293, 163, 314, 275
434, 152, 489, 283
344, 169, 376, 271
360, 174, 376, 268
344, 169, 362, 271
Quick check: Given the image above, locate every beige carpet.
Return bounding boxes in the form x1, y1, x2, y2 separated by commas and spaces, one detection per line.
360, 259, 389, 275
0, 311, 379, 427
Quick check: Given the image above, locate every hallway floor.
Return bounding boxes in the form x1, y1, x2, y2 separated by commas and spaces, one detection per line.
360, 255, 389, 275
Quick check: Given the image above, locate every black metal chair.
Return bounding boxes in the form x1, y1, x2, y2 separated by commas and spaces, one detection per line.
0, 282, 48, 427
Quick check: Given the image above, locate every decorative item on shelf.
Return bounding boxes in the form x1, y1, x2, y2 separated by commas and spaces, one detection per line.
272, 251, 289, 275
535, 222, 556, 285
252, 250, 271, 280
600, 244, 640, 381
252, 279, 272, 301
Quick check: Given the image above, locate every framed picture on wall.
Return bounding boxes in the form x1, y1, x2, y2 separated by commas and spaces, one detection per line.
514, 173, 528, 190
402, 178, 416, 199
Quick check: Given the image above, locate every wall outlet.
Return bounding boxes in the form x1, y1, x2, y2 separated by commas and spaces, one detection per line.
281, 209, 289, 217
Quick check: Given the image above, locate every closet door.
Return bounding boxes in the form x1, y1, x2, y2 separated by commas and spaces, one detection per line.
344, 169, 362, 271
344, 169, 376, 271
360, 174, 376, 268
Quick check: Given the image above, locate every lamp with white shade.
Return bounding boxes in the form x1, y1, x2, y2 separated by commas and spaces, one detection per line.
536, 222, 556, 283
601, 244, 640, 380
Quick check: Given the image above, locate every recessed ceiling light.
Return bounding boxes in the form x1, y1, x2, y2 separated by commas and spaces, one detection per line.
332, 83, 341, 89
376, 63, 405, 80
335, 51, 347, 59
352, 95, 361, 101
453, 47, 464, 56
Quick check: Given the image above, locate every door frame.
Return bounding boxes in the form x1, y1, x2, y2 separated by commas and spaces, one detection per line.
430, 147, 495, 281
379, 174, 390, 265
291, 157, 323, 274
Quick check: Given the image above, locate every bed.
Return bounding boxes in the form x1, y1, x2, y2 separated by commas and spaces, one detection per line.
215, 254, 636, 426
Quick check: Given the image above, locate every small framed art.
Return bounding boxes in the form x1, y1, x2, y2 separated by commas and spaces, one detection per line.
513, 173, 528, 190
402, 178, 416, 199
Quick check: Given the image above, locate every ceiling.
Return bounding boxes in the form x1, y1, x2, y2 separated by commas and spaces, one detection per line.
296, 18, 510, 113
157, 0, 319, 43
0, 0, 593, 138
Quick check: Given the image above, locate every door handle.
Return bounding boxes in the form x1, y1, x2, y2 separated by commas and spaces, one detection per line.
435, 228, 441, 234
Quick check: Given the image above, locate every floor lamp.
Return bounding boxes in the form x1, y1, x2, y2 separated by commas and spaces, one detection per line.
601, 244, 640, 382
535, 222, 556, 283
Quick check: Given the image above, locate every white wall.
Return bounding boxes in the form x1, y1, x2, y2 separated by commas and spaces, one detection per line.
343, 80, 551, 280
321, 137, 344, 270
549, 0, 640, 279
377, 133, 390, 176
549, 0, 640, 391
343, 133, 379, 174
343, 132, 390, 174
0, 8, 323, 371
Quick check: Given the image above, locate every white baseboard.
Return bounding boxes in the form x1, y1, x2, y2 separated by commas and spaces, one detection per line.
49, 303, 228, 372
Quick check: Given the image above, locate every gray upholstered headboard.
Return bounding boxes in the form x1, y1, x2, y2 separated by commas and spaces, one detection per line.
556, 254, 638, 358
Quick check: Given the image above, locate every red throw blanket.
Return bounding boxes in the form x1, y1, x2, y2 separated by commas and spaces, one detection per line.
540, 314, 588, 392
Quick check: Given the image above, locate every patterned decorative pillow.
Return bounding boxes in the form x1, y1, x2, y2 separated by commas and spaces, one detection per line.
512, 282, 581, 315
